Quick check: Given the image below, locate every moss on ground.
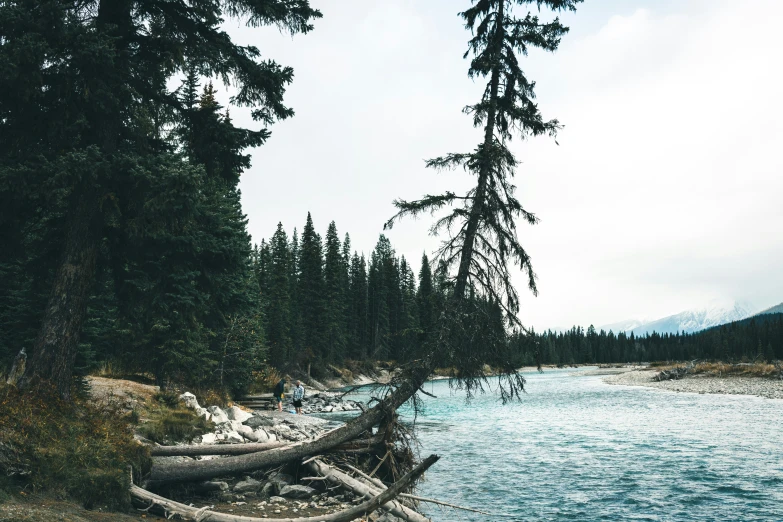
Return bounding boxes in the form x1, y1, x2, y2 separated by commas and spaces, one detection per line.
0, 384, 150, 511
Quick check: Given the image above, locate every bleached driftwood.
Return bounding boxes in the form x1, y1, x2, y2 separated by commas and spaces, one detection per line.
131, 454, 438, 522
306, 459, 430, 522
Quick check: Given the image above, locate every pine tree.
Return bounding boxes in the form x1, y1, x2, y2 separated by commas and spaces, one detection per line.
384, 0, 580, 399
417, 254, 436, 347
323, 222, 346, 361
348, 253, 369, 359
299, 213, 325, 366
1, 0, 321, 399
265, 223, 293, 367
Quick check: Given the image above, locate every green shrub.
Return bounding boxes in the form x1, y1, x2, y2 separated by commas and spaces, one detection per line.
137, 406, 213, 445
0, 384, 151, 510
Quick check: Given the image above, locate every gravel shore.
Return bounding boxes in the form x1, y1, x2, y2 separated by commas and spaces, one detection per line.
603, 369, 783, 399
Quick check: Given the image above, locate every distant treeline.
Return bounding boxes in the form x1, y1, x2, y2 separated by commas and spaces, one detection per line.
251, 215, 454, 373
510, 314, 783, 367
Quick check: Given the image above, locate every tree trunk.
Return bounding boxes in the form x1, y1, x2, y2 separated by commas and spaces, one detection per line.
148, 435, 384, 457
17, 196, 100, 400
453, 0, 505, 300
306, 459, 430, 522
133, 455, 438, 522
147, 366, 433, 485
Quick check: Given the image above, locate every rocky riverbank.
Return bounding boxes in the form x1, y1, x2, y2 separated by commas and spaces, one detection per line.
603, 369, 783, 399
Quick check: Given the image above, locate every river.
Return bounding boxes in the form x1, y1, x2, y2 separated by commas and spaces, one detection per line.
345, 368, 783, 521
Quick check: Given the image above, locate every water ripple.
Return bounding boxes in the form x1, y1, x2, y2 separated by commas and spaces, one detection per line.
360, 369, 783, 521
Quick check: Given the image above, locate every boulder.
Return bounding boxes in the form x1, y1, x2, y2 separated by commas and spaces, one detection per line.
279, 485, 317, 499
244, 414, 275, 428
235, 424, 255, 440
226, 405, 252, 423
225, 431, 244, 444
200, 433, 217, 444
179, 392, 200, 410
207, 406, 229, 424
233, 477, 263, 493
261, 481, 276, 498
195, 481, 229, 493
250, 429, 270, 442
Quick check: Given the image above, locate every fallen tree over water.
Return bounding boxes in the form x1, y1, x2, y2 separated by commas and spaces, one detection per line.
133, 454, 438, 522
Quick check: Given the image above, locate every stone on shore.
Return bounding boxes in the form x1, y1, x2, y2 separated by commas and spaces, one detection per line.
234, 477, 263, 493
280, 485, 317, 499
226, 405, 252, 423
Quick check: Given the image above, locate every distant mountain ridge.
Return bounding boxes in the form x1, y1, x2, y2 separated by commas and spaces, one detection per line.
756, 302, 783, 316
598, 300, 759, 336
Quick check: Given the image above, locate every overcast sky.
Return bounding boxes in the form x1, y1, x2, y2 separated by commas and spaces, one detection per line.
225, 0, 783, 330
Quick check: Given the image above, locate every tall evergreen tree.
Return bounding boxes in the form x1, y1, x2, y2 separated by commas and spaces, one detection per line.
266, 223, 292, 367
384, 0, 580, 399
1, 0, 321, 398
323, 222, 346, 361
298, 213, 324, 366
417, 253, 436, 347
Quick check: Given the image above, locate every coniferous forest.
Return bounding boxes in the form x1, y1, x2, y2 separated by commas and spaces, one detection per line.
0, 0, 779, 399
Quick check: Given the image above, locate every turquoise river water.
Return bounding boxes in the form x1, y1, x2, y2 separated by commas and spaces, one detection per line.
343, 368, 783, 521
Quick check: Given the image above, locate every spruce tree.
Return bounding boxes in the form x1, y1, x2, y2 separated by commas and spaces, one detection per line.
348, 253, 370, 359
298, 213, 325, 366
384, 0, 580, 399
266, 223, 293, 367
323, 222, 346, 361
417, 254, 436, 347
1, 0, 321, 398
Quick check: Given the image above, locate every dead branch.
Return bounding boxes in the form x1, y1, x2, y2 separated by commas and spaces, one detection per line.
131, 454, 438, 522
146, 364, 434, 485
306, 458, 430, 522
148, 436, 384, 458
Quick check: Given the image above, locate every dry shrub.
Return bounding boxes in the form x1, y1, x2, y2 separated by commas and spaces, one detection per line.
136, 394, 213, 445
0, 383, 150, 510
692, 361, 779, 378
245, 368, 282, 394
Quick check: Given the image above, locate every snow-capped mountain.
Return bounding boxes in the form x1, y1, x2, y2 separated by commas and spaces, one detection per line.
598, 318, 648, 334
628, 300, 757, 336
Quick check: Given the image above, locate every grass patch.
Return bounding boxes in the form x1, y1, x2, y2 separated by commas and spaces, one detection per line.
0, 383, 150, 510
136, 401, 213, 445
691, 361, 780, 378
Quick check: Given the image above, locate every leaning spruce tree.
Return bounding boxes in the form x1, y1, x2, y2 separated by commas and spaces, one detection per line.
1, 0, 321, 399
386, 0, 581, 400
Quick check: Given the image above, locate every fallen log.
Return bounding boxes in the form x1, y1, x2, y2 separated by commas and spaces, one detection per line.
150, 442, 286, 457
149, 436, 385, 458
306, 459, 430, 522
131, 454, 439, 522
147, 365, 433, 485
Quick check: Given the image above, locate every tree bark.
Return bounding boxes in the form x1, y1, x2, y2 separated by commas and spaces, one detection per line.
17, 196, 100, 400
453, 0, 505, 300
17, 0, 132, 401
306, 459, 430, 522
133, 455, 438, 522
147, 366, 433, 485
148, 435, 384, 457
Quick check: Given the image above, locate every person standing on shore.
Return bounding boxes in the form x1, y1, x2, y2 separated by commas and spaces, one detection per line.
292, 380, 305, 415
273, 378, 286, 412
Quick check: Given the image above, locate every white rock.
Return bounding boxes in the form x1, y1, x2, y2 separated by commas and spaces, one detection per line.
200, 433, 217, 444
236, 425, 254, 439
226, 405, 252, 423
207, 406, 229, 424
179, 392, 200, 409
226, 431, 244, 444
252, 429, 270, 442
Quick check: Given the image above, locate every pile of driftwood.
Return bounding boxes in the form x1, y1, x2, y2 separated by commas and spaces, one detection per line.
653, 360, 698, 381
132, 384, 485, 521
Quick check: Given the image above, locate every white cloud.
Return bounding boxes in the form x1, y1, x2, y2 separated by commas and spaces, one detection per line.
229, 0, 783, 329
